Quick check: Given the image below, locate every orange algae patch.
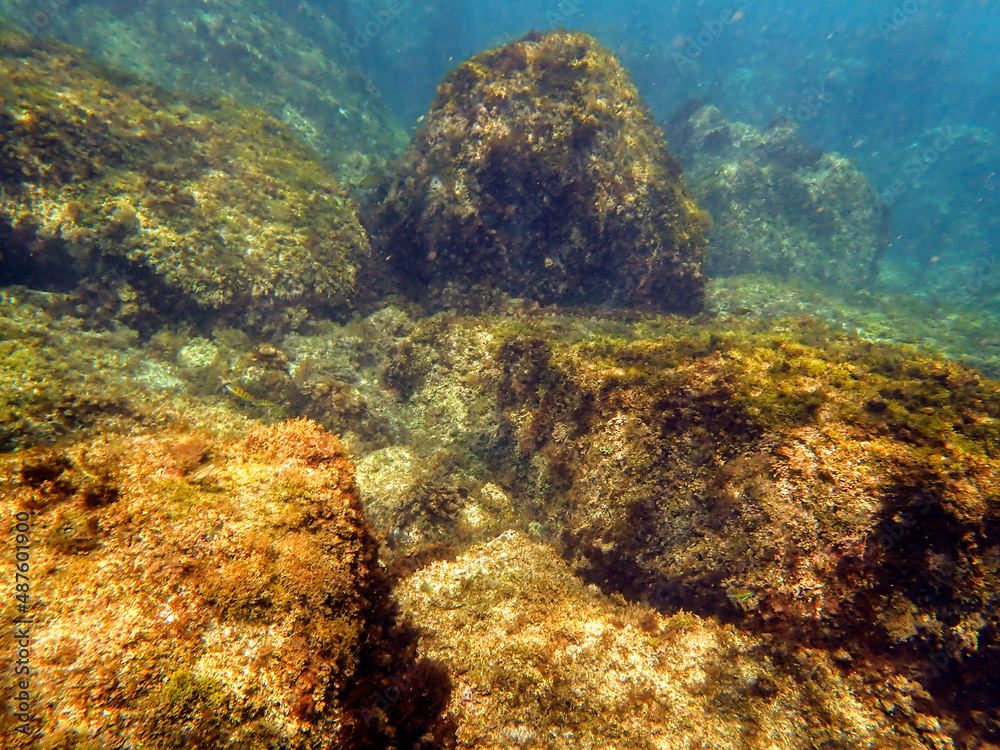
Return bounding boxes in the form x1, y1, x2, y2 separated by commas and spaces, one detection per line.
0, 419, 451, 748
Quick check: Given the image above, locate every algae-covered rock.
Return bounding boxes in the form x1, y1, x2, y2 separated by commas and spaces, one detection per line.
5, 254, 1000, 746
398, 531, 947, 749
0, 419, 453, 748
0, 0, 406, 181
665, 102, 889, 285
368, 30, 708, 312
0, 21, 369, 333
485, 315, 1000, 742
287, 302, 998, 745
280, 301, 1000, 744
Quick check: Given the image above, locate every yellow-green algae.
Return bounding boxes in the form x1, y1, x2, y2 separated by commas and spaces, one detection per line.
310, 303, 1000, 744
0, 20, 368, 333
665, 102, 889, 286
0, 288, 259, 452
3, 282, 1000, 744
398, 531, 948, 749
0, 0, 407, 184
707, 272, 1000, 378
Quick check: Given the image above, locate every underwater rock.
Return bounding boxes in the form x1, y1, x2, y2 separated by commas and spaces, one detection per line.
0, 21, 369, 333
486, 315, 1000, 744
5, 271, 1000, 744
0, 419, 454, 748
367, 30, 708, 312
0, 289, 147, 452
0, 0, 406, 181
665, 102, 889, 286
398, 530, 947, 749
294, 303, 1000, 746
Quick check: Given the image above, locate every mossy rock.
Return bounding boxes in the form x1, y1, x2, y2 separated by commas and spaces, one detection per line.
0, 0, 406, 181
665, 103, 889, 285
0, 419, 454, 748
0, 21, 368, 333
483, 313, 1000, 741
398, 531, 949, 750
367, 30, 707, 312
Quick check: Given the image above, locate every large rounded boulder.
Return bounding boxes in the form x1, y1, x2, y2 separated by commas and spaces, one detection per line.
368, 30, 708, 311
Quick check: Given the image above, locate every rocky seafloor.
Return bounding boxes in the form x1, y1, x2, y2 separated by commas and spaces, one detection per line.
3, 285, 1000, 748
2, 20, 1000, 750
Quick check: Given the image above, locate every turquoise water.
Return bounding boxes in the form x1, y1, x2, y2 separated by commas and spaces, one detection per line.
340, 0, 1000, 275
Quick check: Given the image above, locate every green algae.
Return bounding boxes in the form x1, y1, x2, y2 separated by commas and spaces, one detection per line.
666, 103, 887, 286
0, 20, 369, 334
0, 420, 455, 748
491, 311, 1000, 459
144, 670, 233, 749
3, 221, 1000, 749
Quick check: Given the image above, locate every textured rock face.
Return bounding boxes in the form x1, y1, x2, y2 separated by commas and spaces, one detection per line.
3, 279, 1000, 744
486, 318, 1000, 741
368, 30, 708, 312
0, 419, 453, 749
0, 0, 407, 181
398, 531, 943, 750
665, 103, 889, 285
0, 22, 369, 333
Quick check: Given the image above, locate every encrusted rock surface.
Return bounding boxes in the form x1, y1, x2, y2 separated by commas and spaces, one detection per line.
326, 307, 999, 746
367, 30, 708, 312
0, 22, 369, 333
3, 280, 1000, 745
397, 531, 947, 749
0, 419, 454, 748
488, 316, 1000, 652
665, 102, 889, 285
0, 0, 406, 181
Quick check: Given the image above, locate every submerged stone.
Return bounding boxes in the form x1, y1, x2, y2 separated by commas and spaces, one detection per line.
367, 30, 708, 312
0, 0, 407, 181
4, 279, 1000, 745
398, 531, 950, 749
0, 22, 368, 333
665, 102, 889, 285
0, 419, 454, 748
484, 315, 1000, 744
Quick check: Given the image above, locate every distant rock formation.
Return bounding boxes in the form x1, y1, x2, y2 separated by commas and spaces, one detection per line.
665, 102, 889, 286
367, 30, 709, 312
0, 22, 368, 333
0, 0, 407, 181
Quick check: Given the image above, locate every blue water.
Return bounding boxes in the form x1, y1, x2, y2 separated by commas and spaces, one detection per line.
335, 0, 1000, 274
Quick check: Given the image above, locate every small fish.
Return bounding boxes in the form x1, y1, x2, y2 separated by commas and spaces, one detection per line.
727, 587, 757, 606
728, 307, 754, 316
357, 171, 384, 190
222, 381, 276, 408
